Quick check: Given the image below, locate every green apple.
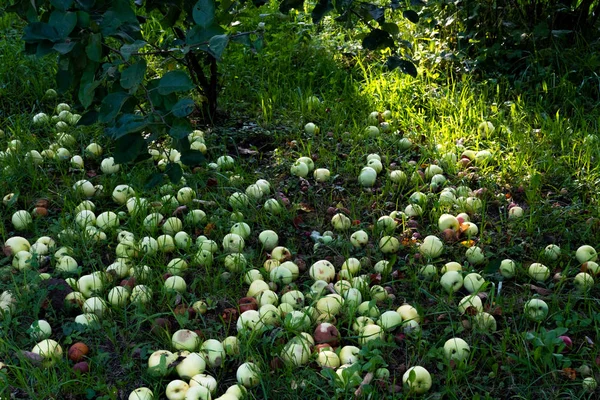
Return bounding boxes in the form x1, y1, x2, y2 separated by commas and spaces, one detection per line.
573, 272, 594, 291
379, 236, 400, 253
465, 246, 485, 264
309, 260, 336, 282
440, 271, 463, 293
12, 210, 32, 230
331, 213, 351, 231
420, 235, 444, 259
458, 294, 483, 314
499, 259, 516, 278
402, 366, 432, 394
524, 298, 549, 321
443, 338, 470, 362
576, 245, 598, 264
350, 230, 369, 248
304, 122, 319, 135
237, 362, 260, 388
441, 261, 462, 273
473, 312, 497, 332
31, 339, 63, 367
508, 206, 524, 218
314, 168, 331, 182
544, 244, 561, 261
296, 157, 315, 172
222, 233, 245, 253
291, 161, 309, 177
358, 324, 384, 345
358, 167, 377, 187
528, 263, 550, 281
377, 310, 402, 331
463, 273, 485, 293
128, 387, 153, 400
438, 214, 459, 231
389, 170, 407, 185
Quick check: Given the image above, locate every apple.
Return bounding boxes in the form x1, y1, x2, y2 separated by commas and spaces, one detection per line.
29, 320, 52, 340
576, 245, 598, 263
304, 122, 319, 134
281, 341, 311, 366
313, 168, 330, 182
443, 338, 470, 362
296, 157, 315, 172
365, 125, 379, 136
358, 166, 378, 187
31, 339, 63, 367
402, 366, 432, 394
420, 236, 444, 259
222, 233, 245, 253
263, 198, 283, 214
389, 170, 407, 185
166, 379, 189, 400
316, 350, 341, 368
524, 298, 549, 321
222, 336, 240, 356
183, 385, 210, 400
573, 272, 594, 291
165, 276, 187, 294
228, 192, 250, 209
245, 184, 264, 200
291, 161, 309, 177
129, 387, 153, 400
172, 329, 200, 352
309, 260, 336, 282
189, 373, 218, 393
441, 262, 462, 273
96, 211, 120, 230
458, 295, 483, 314
201, 339, 226, 368
528, 263, 550, 281
107, 286, 130, 307
463, 273, 485, 293
465, 246, 485, 265
404, 204, 423, 217
112, 184, 135, 205
583, 377, 597, 392
397, 304, 421, 323
131, 285, 153, 304
473, 312, 497, 331
377, 311, 403, 331
438, 214, 459, 231
185, 210, 207, 226
4, 236, 31, 255
83, 297, 108, 318
508, 206, 523, 218
12, 250, 33, 271
11, 210, 32, 230
499, 259, 516, 278
316, 295, 343, 317
77, 274, 104, 298
379, 236, 400, 254
236, 309, 265, 333
544, 244, 561, 261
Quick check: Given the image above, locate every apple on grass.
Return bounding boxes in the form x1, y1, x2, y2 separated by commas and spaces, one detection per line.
524, 298, 549, 321
166, 379, 189, 400
499, 259, 517, 278
402, 366, 432, 394
576, 245, 598, 264
440, 271, 463, 294
129, 387, 153, 400
443, 338, 470, 362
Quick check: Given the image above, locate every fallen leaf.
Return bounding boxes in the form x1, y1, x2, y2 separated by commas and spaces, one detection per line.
297, 203, 314, 212
523, 284, 552, 296
561, 368, 576, 380
204, 223, 216, 235
237, 147, 259, 155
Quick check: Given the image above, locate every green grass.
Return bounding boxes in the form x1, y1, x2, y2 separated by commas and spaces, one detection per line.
1, 3, 600, 400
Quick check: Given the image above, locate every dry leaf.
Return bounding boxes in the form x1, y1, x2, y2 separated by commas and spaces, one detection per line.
523, 284, 552, 296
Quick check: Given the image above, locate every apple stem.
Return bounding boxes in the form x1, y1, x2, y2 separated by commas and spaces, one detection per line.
354, 372, 374, 397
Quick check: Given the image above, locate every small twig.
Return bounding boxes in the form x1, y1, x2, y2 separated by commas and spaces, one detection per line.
354, 372, 374, 398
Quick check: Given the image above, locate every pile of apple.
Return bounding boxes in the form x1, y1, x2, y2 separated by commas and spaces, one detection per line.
3, 104, 600, 398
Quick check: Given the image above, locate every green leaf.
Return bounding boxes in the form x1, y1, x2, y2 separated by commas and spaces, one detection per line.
113, 132, 146, 163
169, 118, 192, 139
208, 34, 229, 60
165, 163, 183, 183
312, 0, 333, 24
23, 23, 60, 43
380, 22, 399, 35
158, 70, 194, 95
120, 40, 147, 61
193, 0, 216, 28
77, 110, 99, 126
120, 60, 147, 91
98, 92, 130, 123
145, 172, 165, 189
171, 98, 195, 117
403, 10, 419, 23
49, 11, 78, 39
86, 33, 103, 62
385, 56, 417, 77
50, 0, 74, 10
186, 24, 226, 46
79, 80, 101, 108
76, 11, 91, 28
180, 150, 205, 166
106, 114, 149, 139
279, 0, 304, 13
362, 29, 394, 50
52, 41, 76, 55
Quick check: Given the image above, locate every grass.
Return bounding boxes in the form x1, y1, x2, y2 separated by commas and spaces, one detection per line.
1, 2, 600, 400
